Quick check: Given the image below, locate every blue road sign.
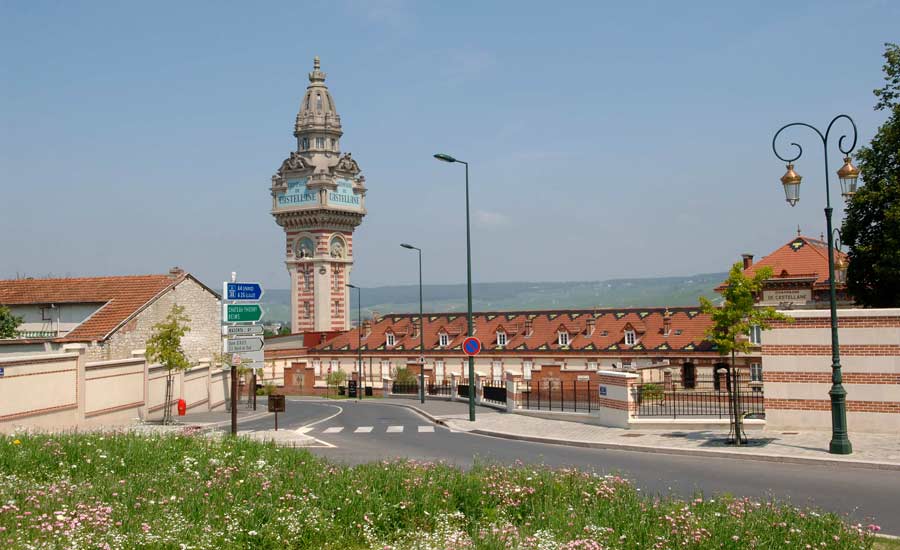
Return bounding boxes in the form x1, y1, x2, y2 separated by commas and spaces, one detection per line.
463, 337, 482, 356
225, 282, 264, 301
0, 367, 4, 377
599, 385, 607, 396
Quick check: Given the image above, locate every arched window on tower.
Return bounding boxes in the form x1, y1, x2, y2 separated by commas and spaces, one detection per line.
301, 138, 309, 150
316, 93, 323, 112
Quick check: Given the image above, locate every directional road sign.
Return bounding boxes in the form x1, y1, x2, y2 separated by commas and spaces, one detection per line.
463, 337, 482, 356
226, 337, 264, 353
224, 282, 264, 301
231, 350, 264, 368
223, 324, 264, 337
224, 304, 264, 323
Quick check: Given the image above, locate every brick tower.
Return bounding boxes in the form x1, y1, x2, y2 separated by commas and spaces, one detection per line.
270, 57, 367, 333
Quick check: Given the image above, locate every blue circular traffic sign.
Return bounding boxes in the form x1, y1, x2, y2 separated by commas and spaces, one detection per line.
463, 337, 482, 356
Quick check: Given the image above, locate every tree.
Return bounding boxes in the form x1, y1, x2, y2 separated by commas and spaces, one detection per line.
145, 305, 192, 424
842, 43, 900, 307
699, 263, 792, 444
0, 306, 23, 339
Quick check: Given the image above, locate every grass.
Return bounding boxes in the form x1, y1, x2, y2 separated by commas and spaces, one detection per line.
0, 433, 884, 549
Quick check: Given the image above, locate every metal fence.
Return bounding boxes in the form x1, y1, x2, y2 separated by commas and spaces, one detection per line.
633, 375, 764, 418
457, 380, 470, 398
427, 381, 452, 397
391, 382, 419, 395
521, 380, 599, 412
481, 379, 507, 406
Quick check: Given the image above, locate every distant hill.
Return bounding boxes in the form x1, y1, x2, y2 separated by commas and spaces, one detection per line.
259, 272, 727, 324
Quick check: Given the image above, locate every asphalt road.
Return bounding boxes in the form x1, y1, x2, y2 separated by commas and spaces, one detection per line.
231, 398, 899, 533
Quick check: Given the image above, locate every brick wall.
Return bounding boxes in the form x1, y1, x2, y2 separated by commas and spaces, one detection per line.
762, 308, 900, 433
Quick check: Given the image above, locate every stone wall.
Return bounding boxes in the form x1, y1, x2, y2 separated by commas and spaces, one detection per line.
87, 277, 221, 362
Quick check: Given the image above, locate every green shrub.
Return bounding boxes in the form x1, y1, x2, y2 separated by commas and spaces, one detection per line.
326, 369, 347, 387
393, 366, 417, 385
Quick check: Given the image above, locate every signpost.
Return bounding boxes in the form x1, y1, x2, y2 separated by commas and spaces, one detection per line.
463, 337, 482, 357
224, 304, 264, 323
226, 337, 264, 353
223, 325, 264, 337
222, 277, 265, 434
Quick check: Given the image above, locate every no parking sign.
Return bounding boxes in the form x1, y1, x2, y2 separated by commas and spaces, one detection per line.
463, 337, 482, 356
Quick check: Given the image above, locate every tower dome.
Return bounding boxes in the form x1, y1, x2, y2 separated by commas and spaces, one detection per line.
294, 56, 343, 154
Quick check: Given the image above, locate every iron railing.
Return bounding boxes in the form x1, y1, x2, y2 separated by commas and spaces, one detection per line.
633, 375, 764, 418
391, 382, 419, 395
427, 381, 452, 397
521, 380, 598, 412
481, 379, 507, 405
457, 380, 470, 398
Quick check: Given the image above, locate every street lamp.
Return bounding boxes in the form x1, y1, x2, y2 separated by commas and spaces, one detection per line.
346, 283, 363, 402
772, 114, 860, 454
433, 152, 476, 422
401, 243, 426, 404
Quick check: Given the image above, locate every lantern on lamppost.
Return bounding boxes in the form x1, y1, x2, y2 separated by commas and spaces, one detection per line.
837, 156, 860, 199
781, 163, 802, 206
834, 254, 849, 285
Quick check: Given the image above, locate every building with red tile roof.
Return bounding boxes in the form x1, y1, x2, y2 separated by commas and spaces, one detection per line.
723, 234, 851, 309
0, 268, 222, 362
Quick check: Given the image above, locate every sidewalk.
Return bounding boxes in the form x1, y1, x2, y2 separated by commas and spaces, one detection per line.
383, 397, 900, 470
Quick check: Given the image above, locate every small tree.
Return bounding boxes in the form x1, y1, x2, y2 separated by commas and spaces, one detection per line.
0, 306, 23, 339
145, 305, 192, 424
842, 43, 900, 307
393, 366, 418, 385
699, 263, 792, 444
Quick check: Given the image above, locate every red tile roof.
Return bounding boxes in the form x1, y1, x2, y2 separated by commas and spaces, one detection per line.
0, 274, 185, 342
311, 307, 715, 354
737, 235, 848, 289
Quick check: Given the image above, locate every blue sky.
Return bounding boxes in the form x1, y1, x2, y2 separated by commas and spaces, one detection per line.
1, 0, 897, 289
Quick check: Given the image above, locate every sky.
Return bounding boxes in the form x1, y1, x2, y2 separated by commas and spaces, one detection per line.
1, 0, 898, 290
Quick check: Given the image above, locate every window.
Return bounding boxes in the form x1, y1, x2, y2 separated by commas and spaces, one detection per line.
750, 363, 763, 382
380, 360, 390, 379
301, 137, 309, 150
329, 360, 338, 373
522, 360, 533, 380
587, 361, 597, 370
316, 137, 325, 148
304, 301, 311, 319
439, 333, 449, 347
491, 360, 503, 382
749, 325, 762, 345
332, 267, 340, 291
313, 360, 321, 376
316, 93, 322, 112
496, 331, 507, 346
600, 330, 608, 337
386, 333, 395, 347
558, 331, 569, 346
303, 270, 311, 291
333, 300, 340, 317
624, 330, 636, 346
435, 360, 445, 381
331, 138, 337, 150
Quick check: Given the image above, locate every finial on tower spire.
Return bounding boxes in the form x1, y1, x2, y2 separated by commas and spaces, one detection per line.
308, 56, 326, 83
314, 56, 320, 70
797, 225, 801, 237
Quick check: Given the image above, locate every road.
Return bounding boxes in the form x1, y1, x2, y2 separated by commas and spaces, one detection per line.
230, 397, 899, 533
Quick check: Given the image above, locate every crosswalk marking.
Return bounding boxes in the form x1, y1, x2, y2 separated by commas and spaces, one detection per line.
418, 425, 435, 433
354, 426, 374, 433
322, 427, 343, 434
386, 425, 404, 433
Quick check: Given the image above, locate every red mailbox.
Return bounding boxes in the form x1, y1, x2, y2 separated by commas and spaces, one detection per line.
177, 399, 186, 416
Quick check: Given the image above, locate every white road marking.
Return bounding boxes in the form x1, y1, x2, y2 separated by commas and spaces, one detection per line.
386, 425, 404, 433
418, 425, 435, 433
322, 427, 344, 434
294, 403, 344, 433
355, 426, 373, 433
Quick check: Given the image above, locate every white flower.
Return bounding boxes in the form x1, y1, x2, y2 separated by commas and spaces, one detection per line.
248, 530, 258, 536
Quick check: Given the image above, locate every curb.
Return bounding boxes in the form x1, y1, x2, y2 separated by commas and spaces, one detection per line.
356, 400, 451, 427
458, 426, 900, 472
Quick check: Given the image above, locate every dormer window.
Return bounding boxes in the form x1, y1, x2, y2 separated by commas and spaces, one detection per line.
624, 330, 636, 346
386, 333, 395, 347
439, 333, 449, 348
496, 331, 507, 347
558, 331, 570, 347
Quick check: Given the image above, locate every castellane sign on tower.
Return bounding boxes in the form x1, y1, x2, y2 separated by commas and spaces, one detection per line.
269, 57, 368, 334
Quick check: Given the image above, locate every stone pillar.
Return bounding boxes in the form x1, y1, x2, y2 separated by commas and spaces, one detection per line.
450, 373, 459, 402
382, 378, 391, 398
663, 367, 673, 392
716, 367, 729, 392
475, 377, 484, 406
505, 372, 519, 412
63, 343, 89, 423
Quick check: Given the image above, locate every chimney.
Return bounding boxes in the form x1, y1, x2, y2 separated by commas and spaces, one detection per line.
362, 320, 372, 338
524, 317, 533, 337
585, 317, 596, 336
663, 308, 672, 337
168, 266, 185, 279
741, 254, 754, 270
410, 320, 419, 338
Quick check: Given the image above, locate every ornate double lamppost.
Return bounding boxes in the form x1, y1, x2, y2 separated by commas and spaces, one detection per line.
771, 115, 860, 454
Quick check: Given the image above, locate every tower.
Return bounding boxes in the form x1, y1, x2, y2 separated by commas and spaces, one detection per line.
270, 57, 367, 333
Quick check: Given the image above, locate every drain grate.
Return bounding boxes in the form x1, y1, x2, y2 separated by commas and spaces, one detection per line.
620, 433, 645, 438
661, 432, 689, 438
781, 432, 799, 435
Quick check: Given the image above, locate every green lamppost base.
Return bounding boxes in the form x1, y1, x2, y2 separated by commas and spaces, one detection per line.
829, 439, 853, 455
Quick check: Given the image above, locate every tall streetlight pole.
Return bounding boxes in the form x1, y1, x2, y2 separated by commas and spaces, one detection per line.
433, 153, 476, 422
346, 284, 363, 402
401, 243, 426, 404
772, 114, 860, 455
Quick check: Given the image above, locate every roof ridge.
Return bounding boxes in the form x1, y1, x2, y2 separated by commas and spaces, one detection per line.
0, 273, 172, 284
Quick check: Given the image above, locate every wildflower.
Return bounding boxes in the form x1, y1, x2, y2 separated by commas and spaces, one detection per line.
12, 440, 21, 445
